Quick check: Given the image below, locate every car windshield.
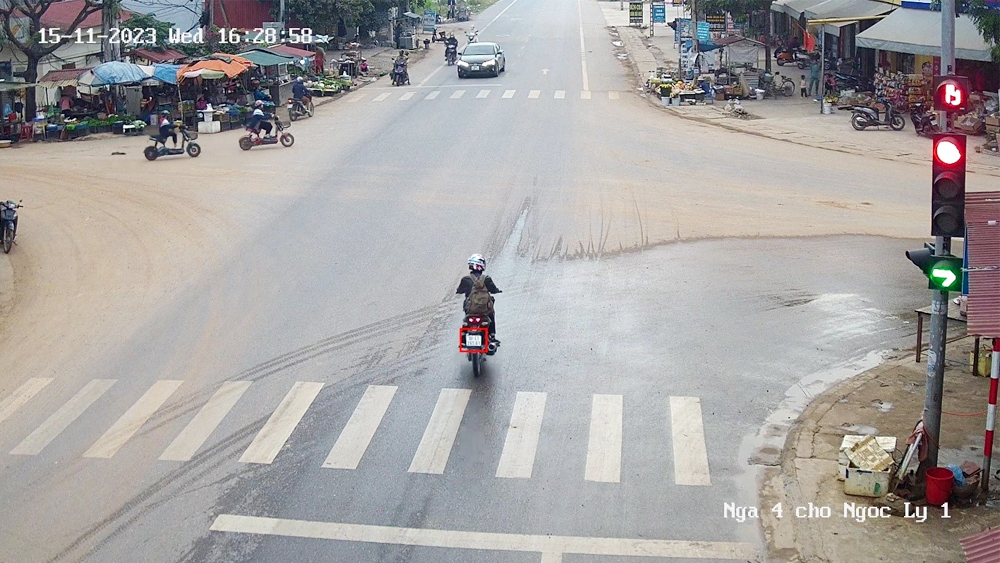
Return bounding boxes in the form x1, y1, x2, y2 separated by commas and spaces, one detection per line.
463, 45, 495, 55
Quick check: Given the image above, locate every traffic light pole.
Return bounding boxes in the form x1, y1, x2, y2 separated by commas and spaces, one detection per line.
940, 0, 956, 134
922, 236, 951, 472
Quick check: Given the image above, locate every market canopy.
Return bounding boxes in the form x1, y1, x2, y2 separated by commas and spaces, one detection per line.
856, 8, 992, 61
176, 54, 254, 80
237, 49, 295, 67
0, 81, 35, 92
771, 0, 825, 19
805, 0, 894, 34
36, 68, 90, 88
88, 61, 151, 85
151, 63, 181, 84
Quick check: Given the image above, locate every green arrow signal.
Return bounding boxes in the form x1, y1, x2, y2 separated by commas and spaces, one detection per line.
930, 267, 958, 288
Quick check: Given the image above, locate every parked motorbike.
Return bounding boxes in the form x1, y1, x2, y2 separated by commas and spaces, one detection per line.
825, 72, 871, 93
910, 102, 939, 137
1, 200, 21, 254
851, 98, 905, 131
445, 44, 458, 65
143, 123, 201, 161
238, 119, 294, 150
391, 62, 410, 86
775, 47, 813, 69
287, 97, 314, 121
459, 314, 498, 377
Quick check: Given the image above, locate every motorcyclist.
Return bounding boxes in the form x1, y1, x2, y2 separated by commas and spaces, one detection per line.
248, 100, 273, 138
466, 26, 477, 43
291, 76, 311, 112
445, 33, 458, 63
456, 254, 502, 343
393, 51, 409, 84
157, 110, 177, 148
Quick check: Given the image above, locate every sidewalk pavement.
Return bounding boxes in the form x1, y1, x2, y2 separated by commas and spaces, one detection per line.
597, 0, 1000, 178
759, 335, 1000, 562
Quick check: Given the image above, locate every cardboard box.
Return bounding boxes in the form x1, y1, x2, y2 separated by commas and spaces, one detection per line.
197, 120, 221, 134
844, 466, 894, 497
838, 436, 896, 480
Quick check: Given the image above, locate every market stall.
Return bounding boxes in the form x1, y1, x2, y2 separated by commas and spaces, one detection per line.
175, 54, 256, 132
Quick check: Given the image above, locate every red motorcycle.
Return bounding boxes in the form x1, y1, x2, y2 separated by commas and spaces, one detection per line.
238, 119, 294, 150
458, 315, 498, 377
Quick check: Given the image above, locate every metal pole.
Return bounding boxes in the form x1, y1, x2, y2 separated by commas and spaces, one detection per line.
651, 2, 654, 37
691, 0, 698, 79
939, 0, 956, 131
819, 30, 825, 114
922, 236, 952, 471
984, 339, 999, 494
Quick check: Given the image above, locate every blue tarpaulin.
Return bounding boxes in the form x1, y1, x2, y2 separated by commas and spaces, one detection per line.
152, 64, 180, 84
92, 62, 150, 85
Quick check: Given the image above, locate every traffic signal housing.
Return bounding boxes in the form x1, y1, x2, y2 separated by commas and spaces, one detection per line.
931, 134, 966, 238
933, 75, 971, 113
906, 247, 964, 292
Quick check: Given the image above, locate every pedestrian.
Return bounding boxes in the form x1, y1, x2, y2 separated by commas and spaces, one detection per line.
799, 74, 807, 97
808, 57, 821, 100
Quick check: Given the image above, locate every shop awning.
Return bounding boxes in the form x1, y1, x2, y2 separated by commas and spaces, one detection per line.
36, 68, 90, 88
805, 0, 894, 34
774, 0, 826, 19
269, 44, 315, 59
856, 8, 992, 61
129, 48, 187, 63
237, 49, 294, 67
176, 54, 254, 80
0, 81, 35, 92
151, 64, 181, 84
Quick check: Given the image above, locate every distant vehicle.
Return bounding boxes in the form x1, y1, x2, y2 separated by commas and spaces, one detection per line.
457, 42, 505, 78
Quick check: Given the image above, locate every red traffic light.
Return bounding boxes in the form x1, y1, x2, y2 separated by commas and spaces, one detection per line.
934, 138, 963, 165
931, 134, 966, 237
933, 75, 971, 113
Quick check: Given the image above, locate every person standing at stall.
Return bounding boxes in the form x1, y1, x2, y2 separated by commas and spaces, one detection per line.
808, 57, 821, 100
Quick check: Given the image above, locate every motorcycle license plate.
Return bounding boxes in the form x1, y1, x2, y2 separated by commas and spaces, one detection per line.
465, 333, 482, 348
471, 65, 480, 71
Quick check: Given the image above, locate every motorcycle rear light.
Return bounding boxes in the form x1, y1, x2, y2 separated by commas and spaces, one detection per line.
470, 317, 481, 323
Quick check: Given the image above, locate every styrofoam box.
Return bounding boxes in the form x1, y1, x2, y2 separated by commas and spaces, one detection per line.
838, 436, 896, 480
844, 466, 894, 497
197, 120, 221, 134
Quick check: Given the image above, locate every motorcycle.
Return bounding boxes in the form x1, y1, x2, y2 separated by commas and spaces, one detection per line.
238, 118, 294, 150
1, 200, 21, 254
445, 44, 458, 65
825, 72, 871, 93
459, 314, 498, 377
391, 62, 410, 86
775, 47, 813, 69
143, 123, 201, 161
910, 102, 938, 137
851, 98, 905, 131
466, 28, 478, 43
287, 97, 314, 121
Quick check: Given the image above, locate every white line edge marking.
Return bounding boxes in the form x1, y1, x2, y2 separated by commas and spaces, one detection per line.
239, 382, 324, 465
0, 378, 53, 425
670, 396, 712, 486
585, 394, 622, 483
209, 514, 759, 560
159, 381, 252, 462
408, 388, 471, 474
540, 553, 563, 563
417, 63, 444, 87
578, 0, 590, 91
10, 379, 117, 456
495, 391, 546, 479
323, 385, 397, 470
481, 0, 525, 33
84, 380, 184, 458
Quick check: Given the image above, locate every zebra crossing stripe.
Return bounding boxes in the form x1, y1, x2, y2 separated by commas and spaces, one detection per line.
323, 385, 398, 470
554, 90, 566, 99
450, 90, 466, 99
496, 392, 547, 479
580, 91, 592, 100
399, 92, 415, 101
608, 91, 620, 100
477, 90, 490, 99
11, 379, 117, 456
84, 380, 184, 459
347, 94, 364, 103
239, 382, 324, 465
426, 91, 441, 100
528, 90, 540, 99
159, 381, 252, 462
0, 378, 53, 426
584, 394, 623, 483
670, 396, 712, 486
502, 90, 515, 98
408, 388, 471, 474
373, 93, 390, 102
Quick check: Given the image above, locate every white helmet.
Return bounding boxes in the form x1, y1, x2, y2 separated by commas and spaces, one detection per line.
467, 254, 486, 271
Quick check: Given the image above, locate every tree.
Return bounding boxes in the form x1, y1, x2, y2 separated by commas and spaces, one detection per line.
0, 0, 103, 116
119, 12, 174, 48
964, 0, 1000, 61
285, 0, 373, 36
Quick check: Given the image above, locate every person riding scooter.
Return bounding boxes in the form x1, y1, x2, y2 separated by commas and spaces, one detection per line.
158, 110, 177, 148
392, 51, 409, 85
248, 100, 273, 138
445, 40, 458, 64
291, 76, 311, 112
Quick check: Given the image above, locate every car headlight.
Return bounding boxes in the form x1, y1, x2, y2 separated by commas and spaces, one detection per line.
483, 60, 496, 66
458, 61, 470, 67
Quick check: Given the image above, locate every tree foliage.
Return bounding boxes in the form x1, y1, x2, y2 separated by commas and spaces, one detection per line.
964, 0, 1000, 61
119, 11, 173, 47
284, 0, 375, 36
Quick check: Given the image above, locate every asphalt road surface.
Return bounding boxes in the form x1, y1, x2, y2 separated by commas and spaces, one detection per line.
0, 0, 961, 561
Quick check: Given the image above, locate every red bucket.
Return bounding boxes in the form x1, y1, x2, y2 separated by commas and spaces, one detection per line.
925, 467, 954, 506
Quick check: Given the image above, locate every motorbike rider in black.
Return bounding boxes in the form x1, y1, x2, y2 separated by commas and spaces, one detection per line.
292, 77, 311, 108
445, 33, 459, 62
456, 254, 502, 342
393, 51, 409, 83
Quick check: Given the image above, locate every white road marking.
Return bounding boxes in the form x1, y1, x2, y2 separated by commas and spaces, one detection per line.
426, 90, 441, 99
159, 381, 251, 462
554, 90, 566, 99
541, 553, 563, 563
84, 380, 184, 458
408, 388, 471, 474
417, 64, 444, 87
450, 90, 466, 99
528, 90, 540, 99
578, 0, 590, 91
495, 392, 546, 479
477, 89, 491, 99
323, 385, 397, 470
670, 396, 712, 486
609, 91, 621, 100
11, 379, 116, 456
502, 90, 516, 98
239, 382, 324, 465
373, 93, 390, 102
580, 91, 592, 99
399, 92, 415, 101
585, 394, 623, 483
210, 514, 760, 560
347, 94, 364, 103
0, 378, 53, 426
481, 0, 525, 33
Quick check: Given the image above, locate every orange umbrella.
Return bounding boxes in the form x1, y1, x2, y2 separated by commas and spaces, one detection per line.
177, 54, 254, 80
